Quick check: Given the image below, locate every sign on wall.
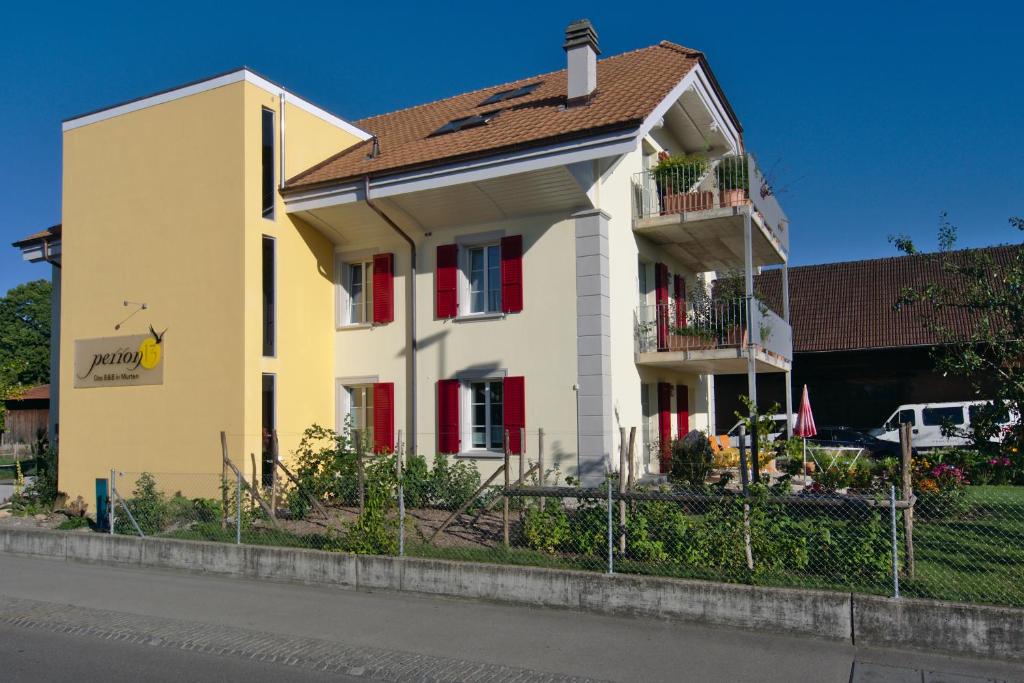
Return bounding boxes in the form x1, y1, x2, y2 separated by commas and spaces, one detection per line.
74, 331, 165, 388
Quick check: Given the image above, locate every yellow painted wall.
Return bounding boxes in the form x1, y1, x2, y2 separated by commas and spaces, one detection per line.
60, 83, 248, 500
242, 84, 363, 475
58, 76, 363, 501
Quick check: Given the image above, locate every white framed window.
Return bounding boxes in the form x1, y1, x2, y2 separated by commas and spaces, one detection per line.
335, 251, 378, 327
346, 385, 374, 443
640, 382, 652, 462
468, 380, 503, 450
467, 244, 501, 314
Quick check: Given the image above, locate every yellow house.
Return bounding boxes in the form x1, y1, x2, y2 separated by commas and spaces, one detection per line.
14, 21, 792, 502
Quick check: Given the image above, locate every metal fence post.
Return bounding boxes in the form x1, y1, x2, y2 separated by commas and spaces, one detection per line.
606, 475, 614, 575
890, 484, 900, 599
397, 429, 405, 557
236, 469, 242, 545
109, 469, 115, 535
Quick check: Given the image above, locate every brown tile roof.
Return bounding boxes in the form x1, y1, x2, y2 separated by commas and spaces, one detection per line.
757, 245, 1022, 353
5, 384, 49, 403
285, 42, 710, 190
11, 224, 61, 248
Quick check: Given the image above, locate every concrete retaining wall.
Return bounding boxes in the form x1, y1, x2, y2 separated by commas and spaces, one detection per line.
1, 528, 1019, 661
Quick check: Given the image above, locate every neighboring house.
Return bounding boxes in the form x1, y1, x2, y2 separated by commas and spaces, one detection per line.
13, 20, 791, 501
2, 384, 50, 448
715, 246, 1017, 430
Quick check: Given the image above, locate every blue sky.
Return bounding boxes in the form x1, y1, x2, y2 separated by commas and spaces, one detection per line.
2, 1, 1021, 294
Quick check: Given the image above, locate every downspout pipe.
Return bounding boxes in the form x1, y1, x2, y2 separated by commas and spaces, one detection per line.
364, 176, 417, 456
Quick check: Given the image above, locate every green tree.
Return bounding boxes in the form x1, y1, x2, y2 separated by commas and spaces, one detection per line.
0, 279, 52, 431
891, 215, 1024, 451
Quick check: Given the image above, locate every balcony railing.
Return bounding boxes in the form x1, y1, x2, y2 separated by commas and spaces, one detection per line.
635, 298, 791, 363
631, 153, 789, 257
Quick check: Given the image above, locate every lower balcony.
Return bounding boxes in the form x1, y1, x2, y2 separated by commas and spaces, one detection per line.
634, 299, 791, 374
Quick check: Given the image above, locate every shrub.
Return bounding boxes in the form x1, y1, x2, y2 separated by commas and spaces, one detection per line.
668, 431, 714, 488
427, 455, 480, 510
57, 516, 90, 530
116, 473, 169, 535
652, 153, 708, 194
716, 155, 749, 191
522, 501, 570, 553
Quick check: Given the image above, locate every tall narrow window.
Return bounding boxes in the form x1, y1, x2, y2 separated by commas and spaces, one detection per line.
638, 259, 648, 308
640, 382, 651, 460
347, 260, 374, 324
470, 380, 503, 450
261, 107, 275, 218
262, 236, 275, 356
468, 244, 501, 314
346, 385, 375, 445
261, 374, 276, 487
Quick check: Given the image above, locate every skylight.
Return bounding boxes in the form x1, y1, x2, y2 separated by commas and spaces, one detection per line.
479, 82, 541, 106
432, 110, 501, 136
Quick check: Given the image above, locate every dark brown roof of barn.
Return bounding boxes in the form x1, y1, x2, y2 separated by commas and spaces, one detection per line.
285, 41, 720, 189
4, 384, 49, 404
757, 245, 1022, 353
12, 224, 61, 248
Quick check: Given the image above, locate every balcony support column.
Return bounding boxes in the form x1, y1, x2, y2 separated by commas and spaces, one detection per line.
743, 211, 757, 410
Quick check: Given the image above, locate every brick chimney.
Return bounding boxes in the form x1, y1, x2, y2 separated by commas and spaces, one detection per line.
563, 19, 599, 104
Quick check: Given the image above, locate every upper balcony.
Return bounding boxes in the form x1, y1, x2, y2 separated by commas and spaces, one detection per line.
634, 298, 791, 374
631, 154, 789, 273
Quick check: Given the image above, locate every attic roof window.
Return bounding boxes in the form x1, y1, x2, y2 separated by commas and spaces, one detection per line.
432, 110, 501, 136
479, 82, 541, 106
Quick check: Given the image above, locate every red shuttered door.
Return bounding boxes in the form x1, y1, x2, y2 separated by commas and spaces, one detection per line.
372, 253, 394, 324
673, 274, 686, 328
500, 235, 523, 313
373, 382, 394, 453
658, 381, 672, 472
676, 384, 689, 437
655, 263, 669, 350
503, 376, 525, 454
436, 244, 458, 318
437, 379, 460, 454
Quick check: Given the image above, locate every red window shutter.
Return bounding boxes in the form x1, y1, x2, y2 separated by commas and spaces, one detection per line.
655, 264, 669, 349
673, 274, 686, 328
503, 376, 525, 454
372, 382, 395, 454
658, 382, 672, 471
676, 384, 689, 437
436, 244, 458, 319
372, 253, 394, 324
437, 379, 460, 453
500, 235, 523, 313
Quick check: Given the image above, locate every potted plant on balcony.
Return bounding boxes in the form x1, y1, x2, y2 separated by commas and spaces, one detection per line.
716, 155, 749, 208
651, 152, 713, 215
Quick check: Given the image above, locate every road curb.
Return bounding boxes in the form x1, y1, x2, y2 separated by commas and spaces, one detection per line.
2, 527, 1020, 661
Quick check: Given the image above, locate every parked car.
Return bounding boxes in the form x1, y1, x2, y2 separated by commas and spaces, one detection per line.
804, 426, 900, 459
725, 414, 795, 448
872, 400, 1018, 450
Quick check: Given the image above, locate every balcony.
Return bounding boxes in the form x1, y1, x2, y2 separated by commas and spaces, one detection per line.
634, 299, 791, 374
631, 154, 789, 272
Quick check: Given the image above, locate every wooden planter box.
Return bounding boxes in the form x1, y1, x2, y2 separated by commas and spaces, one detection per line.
661, 190, 714, 215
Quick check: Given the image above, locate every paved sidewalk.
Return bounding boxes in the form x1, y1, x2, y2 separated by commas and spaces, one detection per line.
0, 554, 1019, 682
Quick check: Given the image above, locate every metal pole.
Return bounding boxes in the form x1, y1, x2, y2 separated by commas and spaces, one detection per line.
397, 429, 405, 557
109, 469, 116, 535
236, 470, 242, 545
606, 475, 613, 575
890, 484, 900, 599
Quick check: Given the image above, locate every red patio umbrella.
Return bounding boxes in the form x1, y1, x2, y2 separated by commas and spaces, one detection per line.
794, 385, 817, 483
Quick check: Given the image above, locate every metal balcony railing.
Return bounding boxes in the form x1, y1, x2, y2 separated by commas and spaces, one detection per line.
635, 298, 791, 362
631, 153, 789, 257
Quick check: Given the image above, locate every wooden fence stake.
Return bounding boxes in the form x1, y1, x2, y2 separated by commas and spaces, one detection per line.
900, 422, 916, 578
222, 455, 280, 529
618, 427, 627, 553
538, 428, 546, 511
429, 463, 508, 543
471, 463, 539, 524
503, 430, 511, 549
626, 427, 637, 490
354, 429, 365, 515
220, 431, 229, 530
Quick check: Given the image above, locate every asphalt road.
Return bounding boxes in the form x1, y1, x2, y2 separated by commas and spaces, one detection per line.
0, 553, 1019, 682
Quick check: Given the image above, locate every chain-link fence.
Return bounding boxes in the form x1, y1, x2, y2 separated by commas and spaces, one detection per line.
103, 434, 1024, 609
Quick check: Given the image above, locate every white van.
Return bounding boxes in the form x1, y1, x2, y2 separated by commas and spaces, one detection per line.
726, 414, 795, 448
875, 401, 1017, 449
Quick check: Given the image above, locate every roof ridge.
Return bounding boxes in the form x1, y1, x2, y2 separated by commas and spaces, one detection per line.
353, 42, 685, 128
777, 243, 1021, 273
